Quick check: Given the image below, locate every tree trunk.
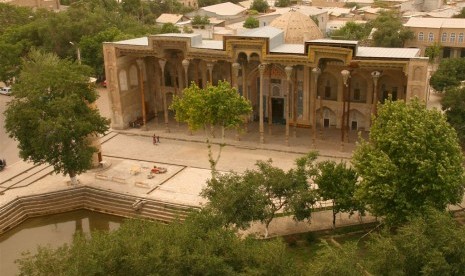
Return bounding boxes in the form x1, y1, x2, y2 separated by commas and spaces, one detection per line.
332, 200, 336, 229
69, 171, 78, 187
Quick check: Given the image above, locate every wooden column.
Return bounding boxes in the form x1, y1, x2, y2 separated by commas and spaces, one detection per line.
285, 66, 293, 147
158, 59, 169, 133
259, 63, 266, 144
311, 67, 321, 148
136, 59, 147, 130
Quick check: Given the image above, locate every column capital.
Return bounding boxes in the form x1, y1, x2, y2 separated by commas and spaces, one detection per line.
158, 59, 167, 70
311, 67, 321, 76
182, 59, 190, 68
341, 69, 350, 87
371, 70, 381, 85
136, 58, 144, 68
285, 65, 293, 81
258, 63, 267, 75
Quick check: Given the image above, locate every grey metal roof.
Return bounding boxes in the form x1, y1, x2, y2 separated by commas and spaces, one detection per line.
237, 26, 284, 49
308, 38, 359, 44
112, 37, 148, 46
192, 40, 224, 50
356, 47, 420, 58
270, 44, 305, 54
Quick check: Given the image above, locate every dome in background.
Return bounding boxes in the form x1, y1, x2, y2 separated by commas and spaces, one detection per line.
270, 10, 323, 44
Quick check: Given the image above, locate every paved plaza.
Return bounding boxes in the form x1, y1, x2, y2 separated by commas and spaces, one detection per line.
0, 89, 447, 237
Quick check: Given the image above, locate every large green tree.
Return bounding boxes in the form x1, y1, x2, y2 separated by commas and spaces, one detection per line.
243, 16, 259, 29
331, 21, 370, 41
370, 11, 414, 47
353, 99, 464, 225
442, 86, 465, 148
170, 81, 252, 172
314, 161, 365, 228
430, 58, 465, 92
365, 209, 465, 275
17, 212, 300, 275
202, 153, 319, 237
4, 50, 109, 185
251, 0, 269, 13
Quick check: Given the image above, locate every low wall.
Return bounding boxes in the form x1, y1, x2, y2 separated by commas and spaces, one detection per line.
0, 186, 198, 235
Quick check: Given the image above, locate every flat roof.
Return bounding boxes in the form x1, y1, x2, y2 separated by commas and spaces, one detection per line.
271, 44, 305, 54
405, 17, 465, 28
110, 32, 421, 59
357, 47, 420, 58
112, 37, 148, 46
201, 2, 246, 16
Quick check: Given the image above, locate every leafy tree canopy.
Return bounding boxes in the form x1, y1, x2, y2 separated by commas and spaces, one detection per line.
453, 7, 465, 18
315, 161, 365, 228
170, 81, 252, 172
365, 209, 465, 275
4, 50, 109, 184
441, 86, 465, 149
430, 58, 465, 92
275, 0, 291, 7
243, 16, 259, 29
370, 11, 414, 47
17, 212, 301, 275
251, 0, 269, 13
352, 99, 464, 225
202, 152, 319, 237
331, 21, 370, 41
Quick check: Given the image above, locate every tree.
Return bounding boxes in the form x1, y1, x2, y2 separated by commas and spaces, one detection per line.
4, 50, 109, 185
251, 0, 269, 13
17, 212, 301, 275
352, 99, 464, 225
0, 41, 22, 84
160, 23, 180, 34
430, 58, 465, 92
191, 15, 210, 28
453, 7, 465, 18
243, 16, 259, 29
308, 241, 363, 276
275, 0, 291, 7
331, 21, 369, 41
170, 81, 252, 172
202, 152, 319, 237
441, 86, 465, 148
370, 11, 414, 47
425, 42, 442, 63
314, 161, 365, 228
365, 209, 465, 275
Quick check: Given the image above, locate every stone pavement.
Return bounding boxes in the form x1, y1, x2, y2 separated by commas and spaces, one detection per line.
1, 116, 378, 237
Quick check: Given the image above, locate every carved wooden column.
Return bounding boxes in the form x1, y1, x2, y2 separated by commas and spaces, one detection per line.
341, 69, 350, 151
242, 62, 249, 133
259, 63, 266, 144
158, 59, 169, 132
232, 62, 241, 140
311, 67, 321, 148
285, 65, 293, 146
207, 62, 214, 84
371, 71, 381, 122
182, 59, 190, 88
136, 59, 147, 130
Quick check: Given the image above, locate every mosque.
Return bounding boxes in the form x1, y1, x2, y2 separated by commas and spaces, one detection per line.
103, 10, 429, 145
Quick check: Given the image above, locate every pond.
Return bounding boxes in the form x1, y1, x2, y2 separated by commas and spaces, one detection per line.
0, 210, 124, 276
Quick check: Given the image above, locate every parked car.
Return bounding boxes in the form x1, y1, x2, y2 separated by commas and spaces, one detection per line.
0, 87, 12, 96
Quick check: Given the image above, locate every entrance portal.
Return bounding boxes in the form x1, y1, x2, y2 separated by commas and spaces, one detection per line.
271, 98, 285, 124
